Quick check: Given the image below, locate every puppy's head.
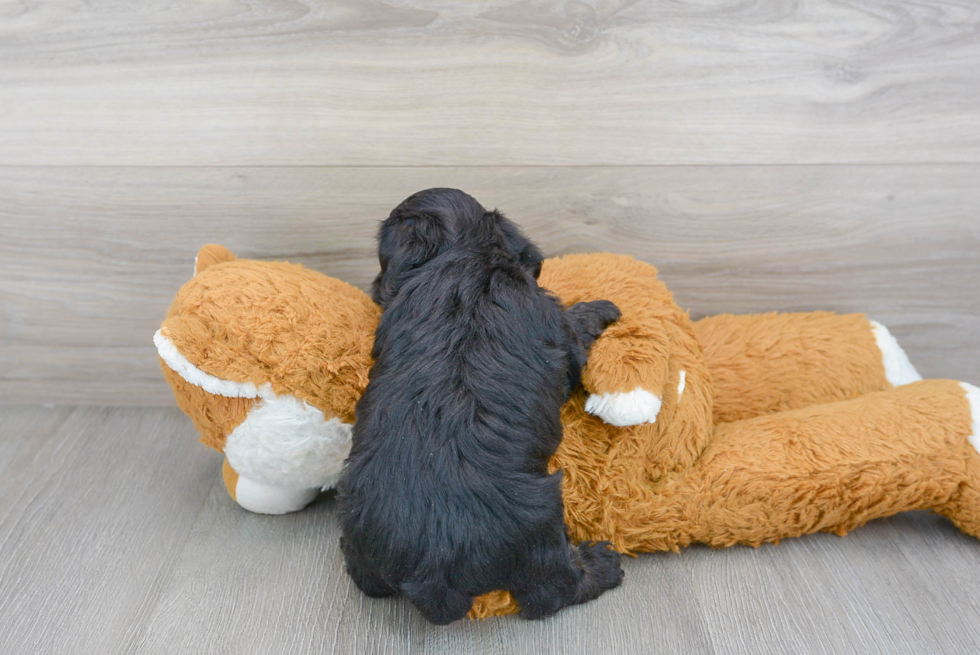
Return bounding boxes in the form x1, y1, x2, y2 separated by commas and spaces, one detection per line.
371, 188, 544, 307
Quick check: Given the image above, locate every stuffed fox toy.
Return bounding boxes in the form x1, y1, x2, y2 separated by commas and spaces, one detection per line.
156, 244, 980, 618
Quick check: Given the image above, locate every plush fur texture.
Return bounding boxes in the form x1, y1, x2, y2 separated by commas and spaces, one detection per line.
224, 390, 352, 490
154, 330, 261, 399
584, 387, 663, 426
156, 246, 980, 621
338, 190, 623, 624
158, 323, 353, 491
158, 244, 379, 453
695, 311, 895, 424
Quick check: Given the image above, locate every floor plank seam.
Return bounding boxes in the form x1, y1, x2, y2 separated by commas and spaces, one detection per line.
118, 461, 222, 655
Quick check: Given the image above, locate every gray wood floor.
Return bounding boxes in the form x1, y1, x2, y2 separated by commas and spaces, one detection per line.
1, 404, 979, 654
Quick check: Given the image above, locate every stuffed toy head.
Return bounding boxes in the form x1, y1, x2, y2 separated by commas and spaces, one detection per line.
156, 245, 379, 513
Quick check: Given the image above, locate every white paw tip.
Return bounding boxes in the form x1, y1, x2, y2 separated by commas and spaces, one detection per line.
234, 476, 320, 515
961, 382, 980, 453
585, 388, 662, 427
869, 320, 922, 386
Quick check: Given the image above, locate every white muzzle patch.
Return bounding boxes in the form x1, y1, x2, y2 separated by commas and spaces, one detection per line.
224, 391, 353, 490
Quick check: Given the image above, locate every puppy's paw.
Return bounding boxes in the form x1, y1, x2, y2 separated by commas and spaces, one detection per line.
587, 300, 623, 329
565, 300, 621, 342
515, 588, 564, 621
585, 387, 662, 427
347, 568, 396, 599
578, 541, 625, 592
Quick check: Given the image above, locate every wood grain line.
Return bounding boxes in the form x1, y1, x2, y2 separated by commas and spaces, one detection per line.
1, 1, 978, 166
2, 164, 977, 405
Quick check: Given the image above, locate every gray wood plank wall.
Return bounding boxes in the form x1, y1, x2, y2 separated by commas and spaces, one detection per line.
1, 0, 979, 404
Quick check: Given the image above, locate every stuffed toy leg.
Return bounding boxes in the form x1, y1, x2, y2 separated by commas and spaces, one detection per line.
562, 379, 980, 552
695, 311, 922, 423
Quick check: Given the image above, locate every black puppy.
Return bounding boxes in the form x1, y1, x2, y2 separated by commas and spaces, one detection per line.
338, 189, 624, 625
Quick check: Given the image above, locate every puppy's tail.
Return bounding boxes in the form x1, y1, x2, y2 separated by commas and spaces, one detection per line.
400, 574, 473, 626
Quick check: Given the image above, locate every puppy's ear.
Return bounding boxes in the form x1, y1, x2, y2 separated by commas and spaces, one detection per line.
491, 210, 545, 280
371, 210, 451, 307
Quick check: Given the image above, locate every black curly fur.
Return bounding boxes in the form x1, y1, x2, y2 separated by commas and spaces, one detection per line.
338, 189, 624, 625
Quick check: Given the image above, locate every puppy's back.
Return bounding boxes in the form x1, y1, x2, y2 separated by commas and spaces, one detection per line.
341, 192, 623, 624
342, 237, 571, 596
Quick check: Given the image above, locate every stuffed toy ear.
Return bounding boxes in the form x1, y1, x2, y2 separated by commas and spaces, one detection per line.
195, 244, 236, 275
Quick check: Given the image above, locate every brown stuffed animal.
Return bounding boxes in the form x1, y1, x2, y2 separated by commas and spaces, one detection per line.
156, 245, 980, 618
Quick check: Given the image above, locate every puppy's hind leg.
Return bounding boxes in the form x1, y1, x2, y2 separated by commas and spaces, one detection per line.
510, 537, 624, 620
340, 537, 396, 598
573, 540, 626, 602
399, 574, 474, 625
